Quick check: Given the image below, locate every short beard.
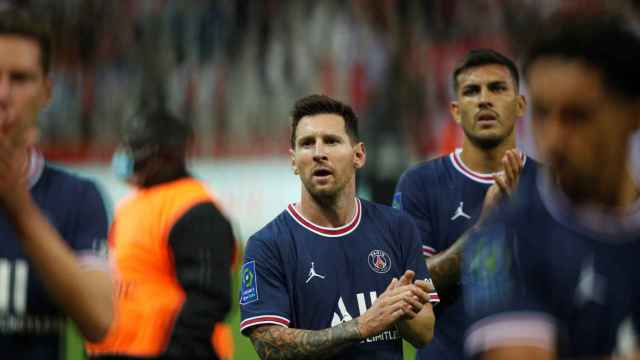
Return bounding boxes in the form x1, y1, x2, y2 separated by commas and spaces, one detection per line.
559, 173, 622, 209
310, 190, 339, 208
464, 131, 504, 150
555, 173, 592, 207
302, 178, 348, 208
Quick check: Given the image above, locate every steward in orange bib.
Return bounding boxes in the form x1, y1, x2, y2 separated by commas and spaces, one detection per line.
87, 109, 235, 360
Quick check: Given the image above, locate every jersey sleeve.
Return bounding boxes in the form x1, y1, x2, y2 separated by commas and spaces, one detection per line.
239, 230, 291, 335
397, 213, 440, 305
393, 168, 437, 258
70, 180, 110, 271
462, 219, 555, 357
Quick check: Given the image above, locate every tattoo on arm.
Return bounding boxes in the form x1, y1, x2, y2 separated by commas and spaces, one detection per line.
426, 231, 472, 291
249, 319, 362, 360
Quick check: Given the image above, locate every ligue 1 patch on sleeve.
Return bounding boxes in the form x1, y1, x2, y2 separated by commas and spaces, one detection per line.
392, 192, 402, 210
240, 260, 259, 305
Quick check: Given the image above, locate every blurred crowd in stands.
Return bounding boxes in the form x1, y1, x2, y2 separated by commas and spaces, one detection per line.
6, 0, 639, 173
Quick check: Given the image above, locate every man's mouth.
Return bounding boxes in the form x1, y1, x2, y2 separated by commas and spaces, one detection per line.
312, 168, 333, 179
476, 112, 498, 122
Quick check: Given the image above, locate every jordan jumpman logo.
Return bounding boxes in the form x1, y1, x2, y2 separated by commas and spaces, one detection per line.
305, 262, 326, 283
451, 202, 472, 220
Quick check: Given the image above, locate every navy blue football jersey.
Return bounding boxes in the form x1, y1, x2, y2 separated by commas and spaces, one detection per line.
463, 171, 640, 358
393, 149, 537, 360
239, 198, 439, 360
0, 151, 109, 360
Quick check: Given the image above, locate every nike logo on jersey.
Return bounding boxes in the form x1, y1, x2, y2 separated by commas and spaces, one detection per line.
305, 262, 326, 283
451, 202, 472, 220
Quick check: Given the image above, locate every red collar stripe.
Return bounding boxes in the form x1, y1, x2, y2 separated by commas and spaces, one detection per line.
287, 198, 362, 237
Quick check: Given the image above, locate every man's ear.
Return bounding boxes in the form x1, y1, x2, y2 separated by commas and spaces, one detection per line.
289, 148, 299, 175
450, 101, 461, 125
516, 94, 527, 118
353, 142, 366, 169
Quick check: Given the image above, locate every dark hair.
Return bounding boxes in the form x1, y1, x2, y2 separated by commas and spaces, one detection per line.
120, 108, 192, 187
290, 94, 359, 147
123, 108, 193, 154
0, 7, 52, 74
452, 49, 520, 93
523, 15, 640, 101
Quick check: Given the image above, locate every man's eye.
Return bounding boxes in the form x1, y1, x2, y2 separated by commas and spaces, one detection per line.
562, 108, 590, 126
463, 88, 478, 96
11, 73, 30, 82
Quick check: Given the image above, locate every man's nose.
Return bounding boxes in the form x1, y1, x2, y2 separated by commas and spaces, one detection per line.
478, 88, 493, 109
313, 142, 328, 161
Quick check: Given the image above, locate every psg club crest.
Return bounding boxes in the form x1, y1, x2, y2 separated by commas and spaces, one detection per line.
368, 250, 391, 274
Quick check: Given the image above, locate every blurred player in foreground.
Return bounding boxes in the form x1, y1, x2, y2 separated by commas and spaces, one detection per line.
86, 109, 236, 360
0, 7, 111, 360
239, 94, 439, 359
394, 48, 537, 360
463, 15, 640, 359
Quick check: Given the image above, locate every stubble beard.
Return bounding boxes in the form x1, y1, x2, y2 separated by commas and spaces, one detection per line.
559, 167, 626, 209
463, 120, 514, 150
555, 171, 592, 207
466, 132, 504, 150
302, 173, 351, 208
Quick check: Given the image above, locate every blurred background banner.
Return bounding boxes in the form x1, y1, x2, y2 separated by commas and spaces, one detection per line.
11, 0, 637, 211
15, 0, 634, 219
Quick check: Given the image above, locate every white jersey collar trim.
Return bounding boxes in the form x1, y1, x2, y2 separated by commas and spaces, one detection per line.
28, 148, 45, 189
450, 148, 527, 185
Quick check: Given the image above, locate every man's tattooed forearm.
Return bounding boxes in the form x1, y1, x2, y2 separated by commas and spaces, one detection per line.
249, 319, 362, 360
427, 231, 471, 291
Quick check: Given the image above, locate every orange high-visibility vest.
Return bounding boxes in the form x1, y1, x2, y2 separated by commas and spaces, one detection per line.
86, 178, 232, 359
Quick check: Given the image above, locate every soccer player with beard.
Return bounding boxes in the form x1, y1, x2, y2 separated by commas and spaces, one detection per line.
393, 49, 538, 360
463, 15, 640, 359
239, 95, 439, 360
0, 7, 111, 360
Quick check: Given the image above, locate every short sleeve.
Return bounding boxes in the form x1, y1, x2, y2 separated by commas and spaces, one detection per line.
239, 233, 292, 335
462, 220, 555, 357
394, 169, 436, 258
397, 213, 440, 305
70, 181, 110, 271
